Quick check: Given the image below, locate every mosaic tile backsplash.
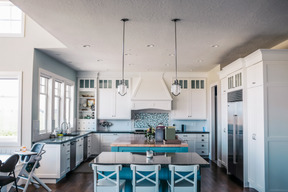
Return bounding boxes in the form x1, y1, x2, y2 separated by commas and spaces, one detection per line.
134, 113, 169, 128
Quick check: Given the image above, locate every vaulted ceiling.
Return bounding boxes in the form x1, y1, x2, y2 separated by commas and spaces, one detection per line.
11, 0, 288, 72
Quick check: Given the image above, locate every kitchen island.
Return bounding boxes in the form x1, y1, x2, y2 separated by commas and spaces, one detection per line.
90, 152, 209, 192
111, 134, 188, 152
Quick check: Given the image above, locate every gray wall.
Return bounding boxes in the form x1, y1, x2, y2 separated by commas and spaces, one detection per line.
32, 49, 77, 142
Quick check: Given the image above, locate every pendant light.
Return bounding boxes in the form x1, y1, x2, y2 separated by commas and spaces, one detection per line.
171, 18, 181, 96
117, 18, 129, 96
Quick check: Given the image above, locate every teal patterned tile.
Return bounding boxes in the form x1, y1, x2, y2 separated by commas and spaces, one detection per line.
134, 113, 169, 128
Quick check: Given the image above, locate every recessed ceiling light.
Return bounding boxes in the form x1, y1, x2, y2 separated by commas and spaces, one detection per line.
147, 44, 154, 48
169, 53, 175, 57
211, 44, 219, 48
198, 59, 203, 63
165, 64, 170, 66
83, 45, 91, 48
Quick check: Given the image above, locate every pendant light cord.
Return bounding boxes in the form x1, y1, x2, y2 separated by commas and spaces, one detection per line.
174, 20, 178, 81
121, 18, 128, 83
172, 19, 180, 81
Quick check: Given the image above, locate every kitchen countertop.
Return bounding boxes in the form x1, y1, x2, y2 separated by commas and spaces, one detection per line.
111, 134, 188, 147
38, 130, 209, 144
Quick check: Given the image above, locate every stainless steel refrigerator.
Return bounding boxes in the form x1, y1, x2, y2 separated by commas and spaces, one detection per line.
228, 90, 243, 182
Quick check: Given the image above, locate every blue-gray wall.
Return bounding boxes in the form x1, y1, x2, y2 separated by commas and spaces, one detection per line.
32, 49, 77, 141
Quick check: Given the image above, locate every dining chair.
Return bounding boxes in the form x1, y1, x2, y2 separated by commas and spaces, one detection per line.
167, 164, 199, 192
0, 154, 19, 192
130, 164, 161, 192
91, 164, 126, 192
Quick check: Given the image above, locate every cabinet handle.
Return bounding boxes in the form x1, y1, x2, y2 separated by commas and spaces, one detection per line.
252, 133, 256, 140
252, 82, 256, 84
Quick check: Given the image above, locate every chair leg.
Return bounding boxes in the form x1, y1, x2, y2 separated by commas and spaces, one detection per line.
14, 180, 19, 192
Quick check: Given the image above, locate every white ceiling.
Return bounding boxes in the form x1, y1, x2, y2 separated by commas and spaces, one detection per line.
11, 0, 288, 72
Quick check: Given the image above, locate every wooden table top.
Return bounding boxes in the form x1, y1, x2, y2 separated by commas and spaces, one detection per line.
111, 134, 188, 147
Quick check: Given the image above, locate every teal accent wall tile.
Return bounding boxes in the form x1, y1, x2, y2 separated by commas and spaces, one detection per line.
134, 113, 169, 128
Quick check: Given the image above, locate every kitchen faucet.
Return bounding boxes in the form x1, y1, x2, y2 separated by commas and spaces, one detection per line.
61, 122, 69, 134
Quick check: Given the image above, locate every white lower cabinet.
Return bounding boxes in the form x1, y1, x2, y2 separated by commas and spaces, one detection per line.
100, 133, 129, 152
177, 134, 196, 152
76, 137, 84, 166
177, 133, 209, 156
35, 143, 71, 182
91, 133, 101, 154
60, 142, 70, 177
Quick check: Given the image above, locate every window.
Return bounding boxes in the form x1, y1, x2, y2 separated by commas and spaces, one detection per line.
0, 72, 22, 146
65, 84, 74, 127
0, 1, 25, 37
54, 81, 62, 129
39, 76, 50, 134
39, 69, 74, 134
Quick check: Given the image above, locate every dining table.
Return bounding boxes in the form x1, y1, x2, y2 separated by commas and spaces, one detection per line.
90, 152, 209, 192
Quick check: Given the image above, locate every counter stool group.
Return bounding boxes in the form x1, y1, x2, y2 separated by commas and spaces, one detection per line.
91, 163, 199, 192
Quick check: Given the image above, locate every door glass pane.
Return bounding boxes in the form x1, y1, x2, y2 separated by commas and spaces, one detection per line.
104, 80, 107, 88
80, 80, 84, 88
184, 80, 187, 89
179, 80, 183, 88
99, 80, 103, 88
85, 80, 89, 88
90, 80, 94, 88
108, 80, 112, 88
125, 80, 129, 88
201, 80, 204, 89
191, 80, 195, 89
239, 73, 242, 86
196, 80, 199, 89
116, 80, 120, 88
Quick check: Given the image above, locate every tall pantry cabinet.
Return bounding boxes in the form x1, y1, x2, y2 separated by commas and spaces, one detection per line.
245, 49, 288, 192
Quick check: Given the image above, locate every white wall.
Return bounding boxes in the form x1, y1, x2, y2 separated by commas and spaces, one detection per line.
0, 15, 65, 152
206, 65, 221, 161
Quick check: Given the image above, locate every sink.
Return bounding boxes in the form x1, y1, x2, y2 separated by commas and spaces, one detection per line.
63, 133, 80, 136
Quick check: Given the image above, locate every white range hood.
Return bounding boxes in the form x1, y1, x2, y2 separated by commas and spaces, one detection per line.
131, 75, 172, 110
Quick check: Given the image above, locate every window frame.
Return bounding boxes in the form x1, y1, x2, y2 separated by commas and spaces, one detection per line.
39, 76, 49, 134
39, 69, 75, 135
0, 71, 22, 146
0, 1, 25, 37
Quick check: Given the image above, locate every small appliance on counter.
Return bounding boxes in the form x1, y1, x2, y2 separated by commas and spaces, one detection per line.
155, 123, 165, 142
165, 126, 176, 140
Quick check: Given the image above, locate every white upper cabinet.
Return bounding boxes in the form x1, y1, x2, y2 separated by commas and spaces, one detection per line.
246, 62, 263, 88
98, 78, 131, 119
171, 78, 206, 120
77, 78, 97, 131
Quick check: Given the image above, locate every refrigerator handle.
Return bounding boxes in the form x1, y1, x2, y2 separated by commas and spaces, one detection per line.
233, 115, 238, 164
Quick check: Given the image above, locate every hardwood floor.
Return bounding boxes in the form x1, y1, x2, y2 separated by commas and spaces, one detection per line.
26, 161, 257, 192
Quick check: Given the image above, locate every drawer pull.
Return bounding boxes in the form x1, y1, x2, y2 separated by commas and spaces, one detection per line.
252, 82, 256, 84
